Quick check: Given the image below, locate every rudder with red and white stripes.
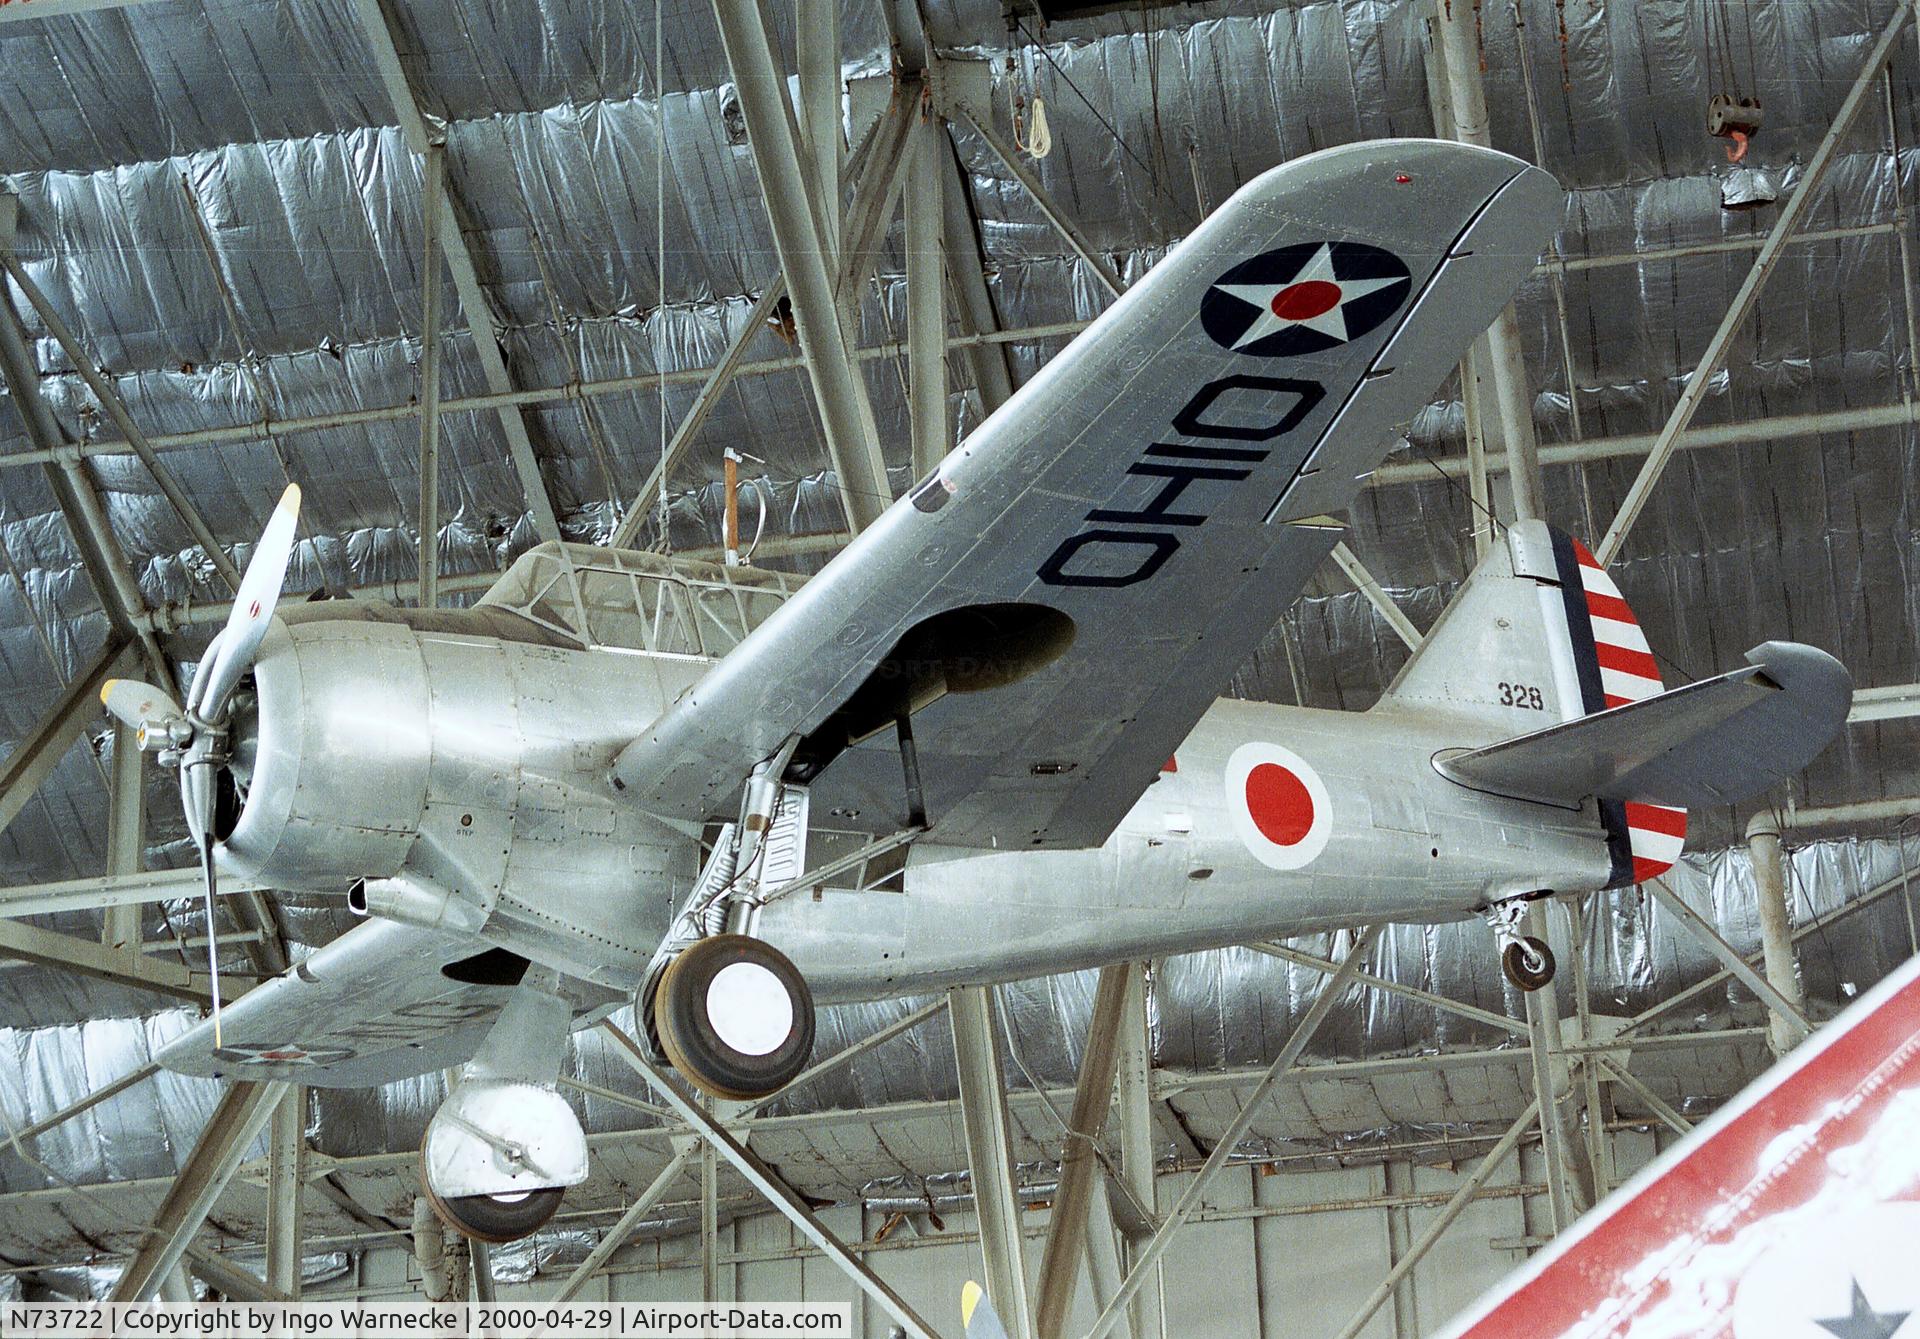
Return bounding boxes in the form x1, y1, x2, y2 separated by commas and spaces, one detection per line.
1549, 532, 1687, 886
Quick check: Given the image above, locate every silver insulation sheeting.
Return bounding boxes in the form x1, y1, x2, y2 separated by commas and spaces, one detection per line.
2, 0, 1920, 1265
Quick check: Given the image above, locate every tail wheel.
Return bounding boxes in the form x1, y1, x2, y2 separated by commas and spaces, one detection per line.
1502, 936, 1556, 992
422, 1169, 564, 1243
656, 934, 815, 1101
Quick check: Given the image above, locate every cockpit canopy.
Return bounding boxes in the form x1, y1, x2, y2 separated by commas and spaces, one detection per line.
476, 542, 804, 659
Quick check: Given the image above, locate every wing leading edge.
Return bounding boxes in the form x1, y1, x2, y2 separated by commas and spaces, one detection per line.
613, 139, 1565, 849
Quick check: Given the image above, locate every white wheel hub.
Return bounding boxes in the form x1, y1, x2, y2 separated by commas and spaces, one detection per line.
706, 960, 793, 1056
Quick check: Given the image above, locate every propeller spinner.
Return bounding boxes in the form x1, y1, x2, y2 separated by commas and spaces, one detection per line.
99, 483, 302, 1044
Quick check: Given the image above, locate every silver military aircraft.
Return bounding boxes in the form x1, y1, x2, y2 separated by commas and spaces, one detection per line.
100, 139, 1852, 1243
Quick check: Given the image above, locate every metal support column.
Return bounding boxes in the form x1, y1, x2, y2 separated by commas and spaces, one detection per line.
796, 0, 842, 248
416, 143, 446, 609
1329, 543, 1422, 651
1596, 0, 1918, 565
265, 1086, 305, 1298
1112, 963, 1159, 1339
1084, 927, 1383, 1339
109, 1081, 286, 1301
950, 986, 1034, 1339
1746, 815, 1804, 1058
701, 1134, 720, 1303
1382, 1160, 1418, 1339
102, 722, 143, 950
469, 1241, 495, 1303
1520, 904, 1576, 1232
709, 0, 892, 532
1034, 964, 1128, 1339
906, 108, 949, 478
1431, 0, 1542, 522
951, 106, 1124, 299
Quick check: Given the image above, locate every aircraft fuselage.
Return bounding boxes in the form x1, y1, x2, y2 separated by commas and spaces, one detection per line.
222, 603, 1614, 1005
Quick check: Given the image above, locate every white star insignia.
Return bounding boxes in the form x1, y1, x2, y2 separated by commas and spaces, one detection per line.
1213, 244, 1405, 349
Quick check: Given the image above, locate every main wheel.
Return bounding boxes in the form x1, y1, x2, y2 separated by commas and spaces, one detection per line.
1501, 936, 1556, 992
424, 1174, 564, 1243
656, 934, 815, 1101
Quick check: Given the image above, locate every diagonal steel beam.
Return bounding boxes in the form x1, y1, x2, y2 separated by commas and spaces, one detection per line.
0, 278, 172, 689
710, 0, 893, 533
600, 1021, 946, 1339
1, 1061, 159, 1153
1034, 964, 1129, 1339
0, 916, 250, 1004
1594, 0, 1918, 566
109, 1081, 287, 1301
951, 106, 1124, 300
0, 867, 266, 920
351, 0, 562, 544
1328, 543, 1422, 652
1083, 926, 1383, 1339
0, 632, 131, 836
549, 1144, 700, 1304
1331, 1098, 1541, 1339
950, 986, 1035, 1339
1645, 877, 1814, 1042
1, 256, 242, 593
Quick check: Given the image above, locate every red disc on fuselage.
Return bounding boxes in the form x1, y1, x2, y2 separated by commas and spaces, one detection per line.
1246, 762, 1315, 846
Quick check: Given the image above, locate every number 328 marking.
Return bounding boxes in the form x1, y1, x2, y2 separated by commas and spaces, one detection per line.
1499, 682, 1545, 710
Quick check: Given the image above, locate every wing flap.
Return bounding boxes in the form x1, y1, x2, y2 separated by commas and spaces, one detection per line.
614, 140, 1564, 849
1436, 641, 1852, 808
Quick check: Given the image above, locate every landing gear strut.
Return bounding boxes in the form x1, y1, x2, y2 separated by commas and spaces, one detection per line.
1485, 898, 1556, 991
642, 739, 818, 1102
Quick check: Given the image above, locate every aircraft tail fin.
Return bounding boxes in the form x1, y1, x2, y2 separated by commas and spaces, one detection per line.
1435, 948, 1920, 1339
1380, 523, 1692, 885
1384, 523, 1851, 885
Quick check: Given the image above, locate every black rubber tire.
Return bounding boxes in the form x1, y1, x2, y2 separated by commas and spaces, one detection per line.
1502, 936, 1557, 992
656, 934, 815, 1101
424, 1174, 564, 1243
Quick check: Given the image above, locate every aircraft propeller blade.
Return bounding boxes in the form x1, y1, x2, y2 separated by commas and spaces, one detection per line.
181, 755, 225, 1045
99, 678, 187, 747
960, 1282, 1010, 1339
190, 483, 301, 723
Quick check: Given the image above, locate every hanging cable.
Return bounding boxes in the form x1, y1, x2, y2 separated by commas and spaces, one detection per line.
654, 0, 672, 553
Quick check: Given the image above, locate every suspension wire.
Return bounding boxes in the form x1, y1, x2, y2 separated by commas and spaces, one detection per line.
654, 0, 672, 552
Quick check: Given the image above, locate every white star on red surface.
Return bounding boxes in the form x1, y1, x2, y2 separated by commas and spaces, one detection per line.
1212, 244, 1406, 349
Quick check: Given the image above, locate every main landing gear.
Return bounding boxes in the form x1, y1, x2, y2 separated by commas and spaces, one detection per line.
1484, 897, 1556, 992
642, 740, 819, 1102
419, 978, 588, 1242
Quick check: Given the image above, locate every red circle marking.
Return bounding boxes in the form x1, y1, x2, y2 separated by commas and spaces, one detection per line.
1271, 280, 1341, 321
1246, 763, 1314, 846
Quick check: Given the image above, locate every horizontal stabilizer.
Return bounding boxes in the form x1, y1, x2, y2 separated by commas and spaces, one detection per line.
1435, 641, 1851, 808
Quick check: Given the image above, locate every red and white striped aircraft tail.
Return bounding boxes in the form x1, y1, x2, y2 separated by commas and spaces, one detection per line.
1384, 522, 1849, 889
1437, 948, 1920, 1339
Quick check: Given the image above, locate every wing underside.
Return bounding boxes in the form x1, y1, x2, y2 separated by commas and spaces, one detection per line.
156, 919, 521, 1088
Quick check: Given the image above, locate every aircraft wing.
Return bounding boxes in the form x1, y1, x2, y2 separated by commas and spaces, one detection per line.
156, 919, 523, 1088
1436, 949, 1920, 1339
613, 139, 1563, 848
